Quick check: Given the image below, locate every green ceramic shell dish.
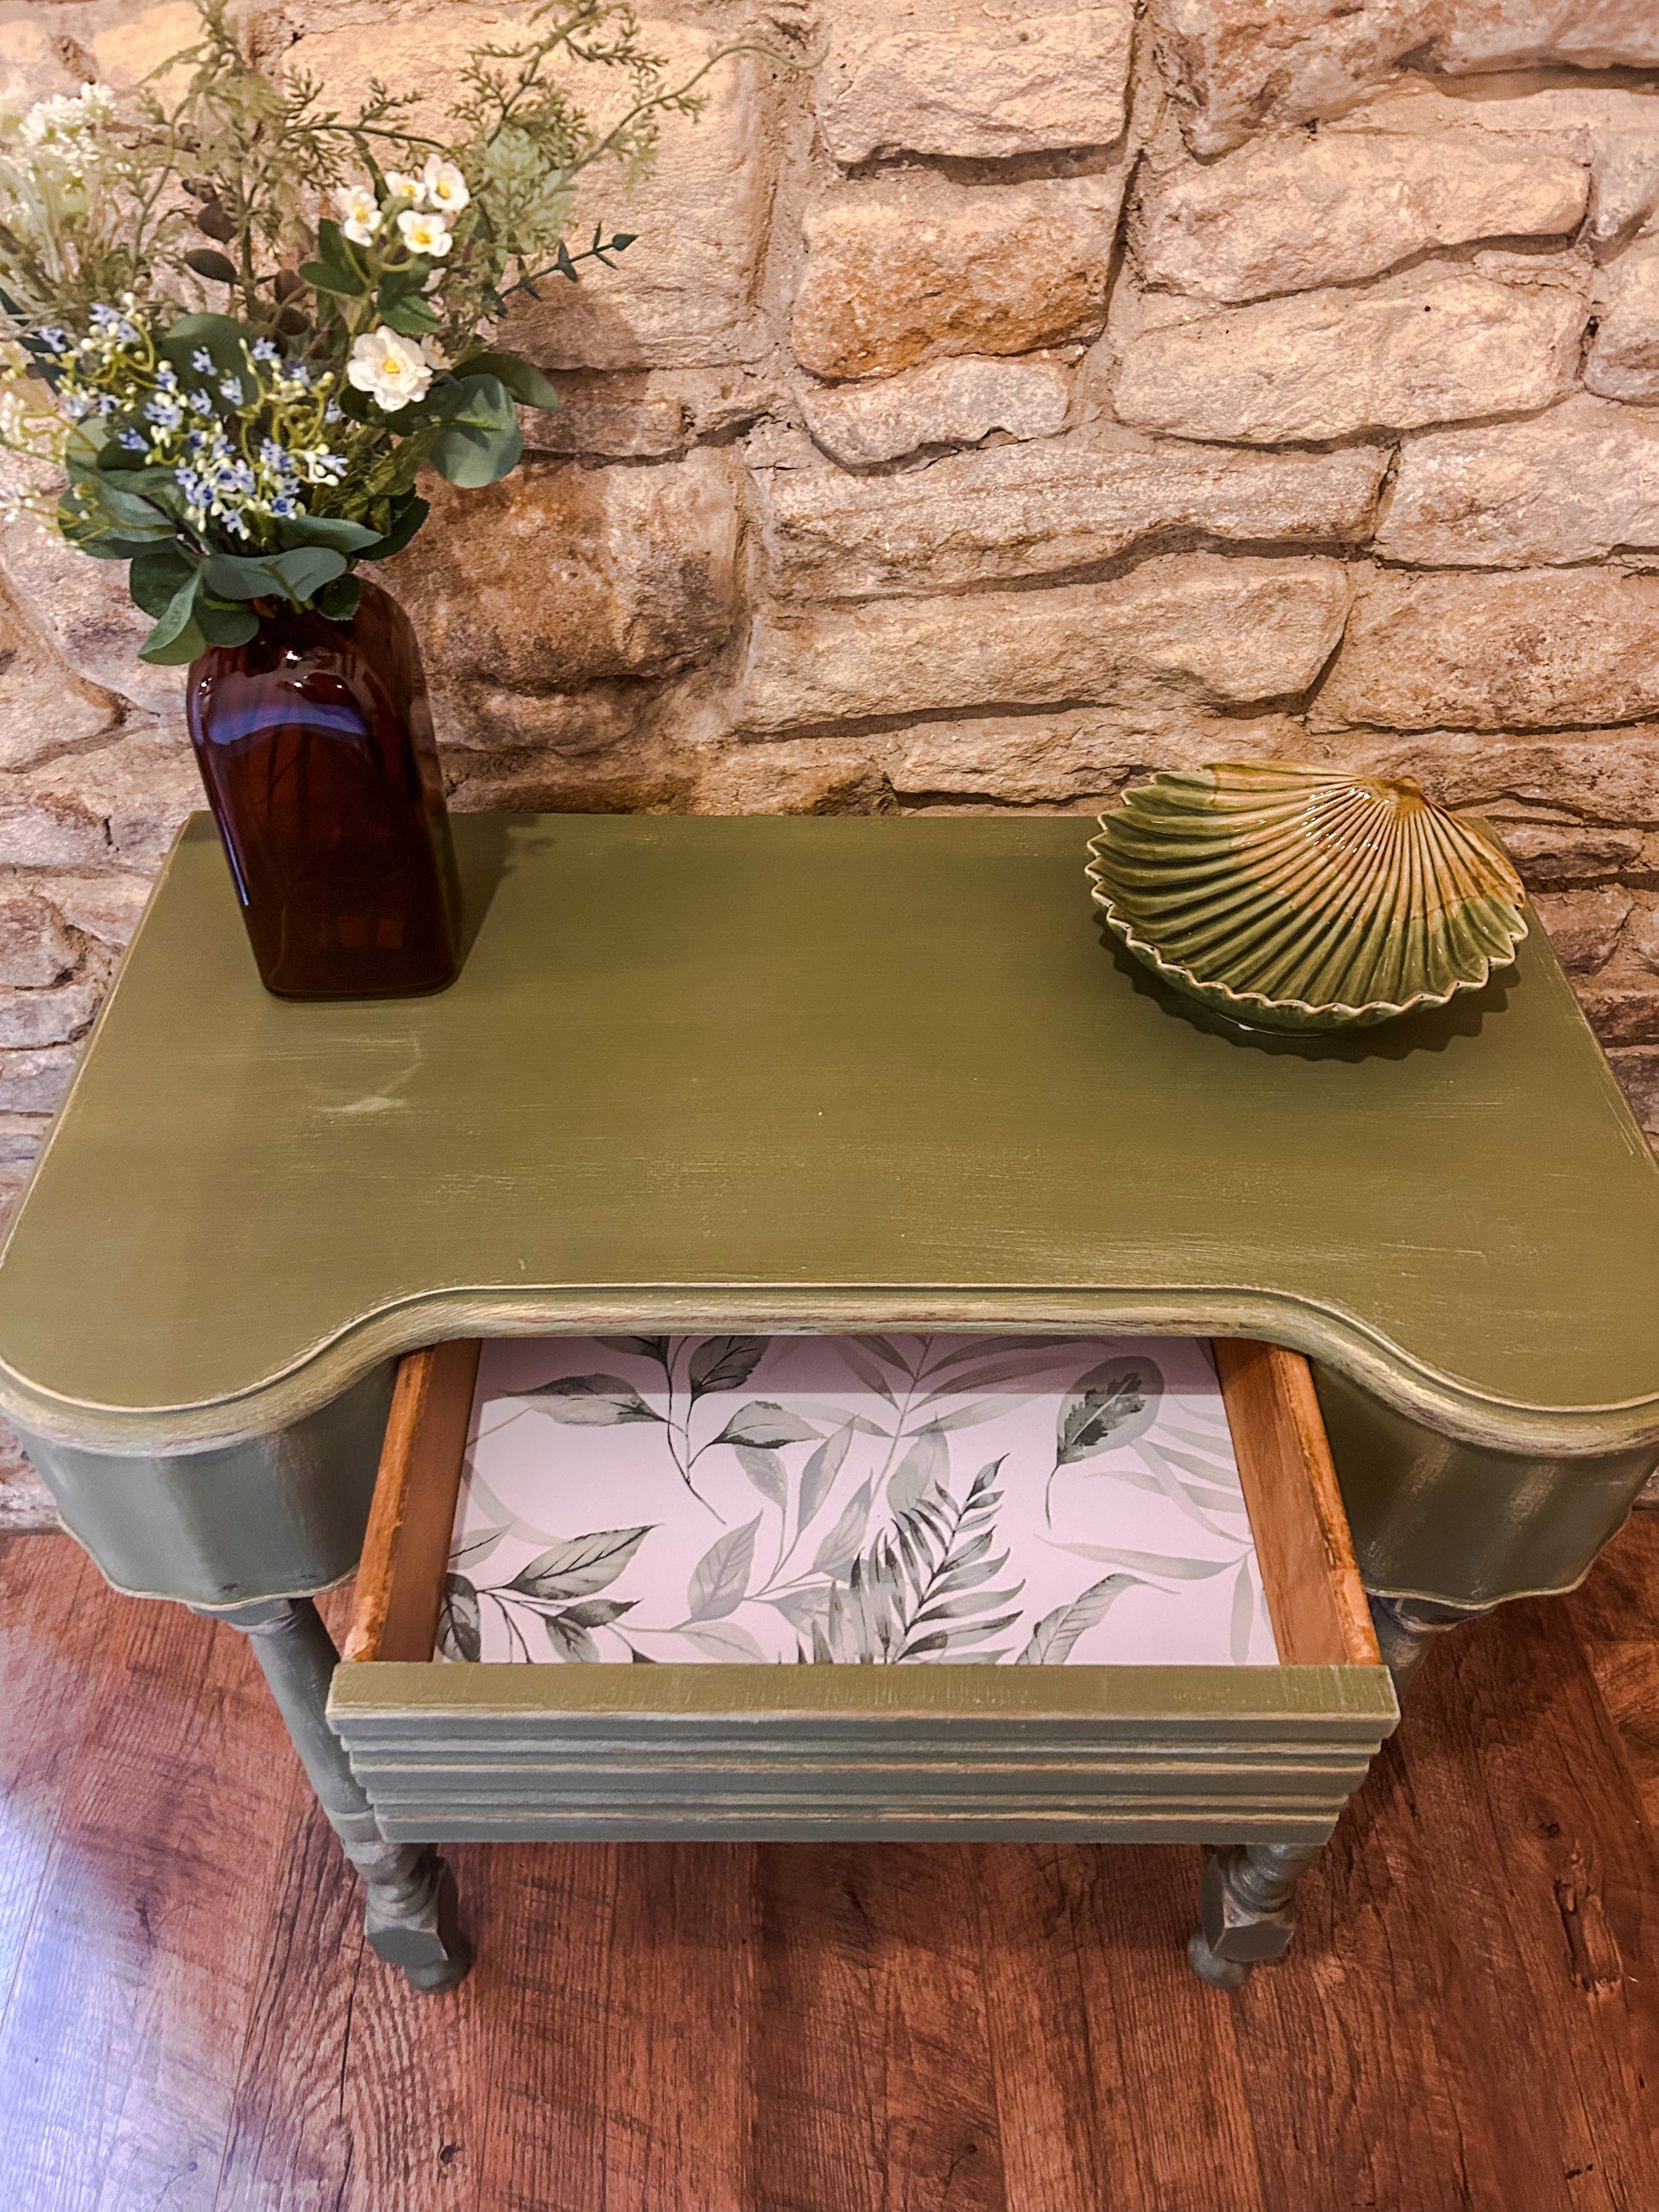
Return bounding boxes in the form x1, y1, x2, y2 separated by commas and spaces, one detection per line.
1086, 762, 1529, 1033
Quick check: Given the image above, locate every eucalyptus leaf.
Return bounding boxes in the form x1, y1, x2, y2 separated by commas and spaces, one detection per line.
314, 571, 362, 624
508, 1524, 651, 1601
456, 349, 562, 412
543, 1613, 598, 1662
136, 569, 204, 664
712, 1401, 819, 1451
128, 542, 198, 617
192, 596, 260, 649
559, 1597, 636, 1630
798, 1422, 853, 1530
274, 512, 382, 554
427, 373, 523, 488
436, 1574, 481, 1662
686, 1516, 760, 1621
887, 1422, 948, 1515
1014, 1574, 1137, 1666
525, 1372, 662, 1425
734, 1445, 786, 1511
1055, 1355, 1165, 1465
688, 1335, 766, 1398
812, 1477, 872, 1578
356, 494, 430, 563
679, 1620, 767, 1662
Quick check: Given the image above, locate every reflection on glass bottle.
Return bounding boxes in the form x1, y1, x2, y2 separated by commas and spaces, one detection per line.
187, 578, 461, 999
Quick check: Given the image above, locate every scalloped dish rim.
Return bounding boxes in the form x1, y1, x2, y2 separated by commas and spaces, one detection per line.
1084, 823, 1530, 1031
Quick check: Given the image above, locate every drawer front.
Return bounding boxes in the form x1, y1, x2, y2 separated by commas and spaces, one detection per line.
329, 1337, 1397, 1842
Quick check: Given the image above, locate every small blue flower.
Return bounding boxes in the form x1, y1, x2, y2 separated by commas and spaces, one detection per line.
218, 376, 243, 403
89, 303, 120, 329
323, 399, 343, 423
270, 493, 299, 517
144, 396, 183, 430
118, 429, 147, 451
154, 363, 179, 389
187, 387, 215, 415
251, 338, 280, 363
61, 392, 91, 419
191, 349, 214, 373
94, 394, 117, 415
38, 326, 69, 353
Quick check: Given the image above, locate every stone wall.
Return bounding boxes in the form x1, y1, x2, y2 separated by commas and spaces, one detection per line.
1, 0, 1658, 1513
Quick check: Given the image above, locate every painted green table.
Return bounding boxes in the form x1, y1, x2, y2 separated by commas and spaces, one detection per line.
4, 813, 1658, 1981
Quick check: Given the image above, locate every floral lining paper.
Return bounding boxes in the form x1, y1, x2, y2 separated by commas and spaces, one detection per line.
440, 1335, 1278, 1668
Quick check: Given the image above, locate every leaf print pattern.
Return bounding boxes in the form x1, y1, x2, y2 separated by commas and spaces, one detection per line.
444, 1335, 1278, 1667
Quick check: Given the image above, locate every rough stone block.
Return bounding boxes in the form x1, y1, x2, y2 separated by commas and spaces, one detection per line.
6, 727, 201, 869
1376, 395, 1659, 568
299, 16, 780, 372
1586, 246, 1659, 409
800, 356, 1073, 469
0, 981, 99, 1049
522, 367, 795, 461
1629, 900, 1659, 975
0, 1044, 75, 1115
758, 433, 1387, 598
1149, 0, 1659, 157
0, 893, 78, 988
0, 522, 183, 724
891, 707, 1307, 804
1610, 1046, 1659, 1135
385, 452, 741, 733
818, 6, 1135, 165
1495, 820, 1647, 887
738, 552, 1350, 733
1111, 254, 1589, 445
0, 586, 118, 771
793, 175, 1125, 384
1575, 985, 1659, 1047
23, 873, 151, 948
1534, 887, 1634, 973
1133, 129, 1586, 305
1315, 570, 1659, 733
1334, 82, 1659, 246
1431, 1, 1659, 77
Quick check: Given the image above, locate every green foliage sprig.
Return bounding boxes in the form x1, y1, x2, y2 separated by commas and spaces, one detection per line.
0, 0, 765, 662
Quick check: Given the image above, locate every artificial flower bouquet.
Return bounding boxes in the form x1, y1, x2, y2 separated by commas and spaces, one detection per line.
0, 0, 720, 664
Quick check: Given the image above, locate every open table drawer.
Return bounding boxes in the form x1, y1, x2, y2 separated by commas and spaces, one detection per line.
330, 1334, 1397, 1848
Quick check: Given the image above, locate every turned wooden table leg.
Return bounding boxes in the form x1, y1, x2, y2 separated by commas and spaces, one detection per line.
198, 1595, 471, 1994
1188, 1841, 1322, 1988
1367, 1591, 1494, 1699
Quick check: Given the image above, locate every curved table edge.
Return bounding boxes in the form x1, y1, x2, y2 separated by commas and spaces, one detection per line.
3, 1281, 1657, 1462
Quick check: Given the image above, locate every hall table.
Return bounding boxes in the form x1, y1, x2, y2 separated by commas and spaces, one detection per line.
3, 812, 1658, 1990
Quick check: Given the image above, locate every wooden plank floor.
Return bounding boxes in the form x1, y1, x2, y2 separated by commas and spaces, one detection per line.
3, 1523, 1657, 2212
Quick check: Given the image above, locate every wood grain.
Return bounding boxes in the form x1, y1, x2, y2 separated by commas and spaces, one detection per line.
6, 1522, 1659, 2211
344, 1338, 479, 1664
1216, 1339, 1380, 1667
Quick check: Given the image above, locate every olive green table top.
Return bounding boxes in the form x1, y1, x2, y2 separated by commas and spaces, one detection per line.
3, 811, 1657, 1458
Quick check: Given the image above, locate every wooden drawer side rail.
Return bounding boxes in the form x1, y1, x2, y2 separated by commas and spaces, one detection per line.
1214, 1338, 1379, 1667
344, 1338, 479, 1665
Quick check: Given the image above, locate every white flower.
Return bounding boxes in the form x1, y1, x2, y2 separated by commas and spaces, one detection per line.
346, 326, 434, 412
384, 169, 425, 205
338, 184, 381, 246
419, 155, 470, 215
419, 335, 448, 371
396, 207, 452, 257
79, 84, 114, 124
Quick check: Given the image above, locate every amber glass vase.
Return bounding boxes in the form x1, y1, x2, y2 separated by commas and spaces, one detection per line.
186, 579, 461, 999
